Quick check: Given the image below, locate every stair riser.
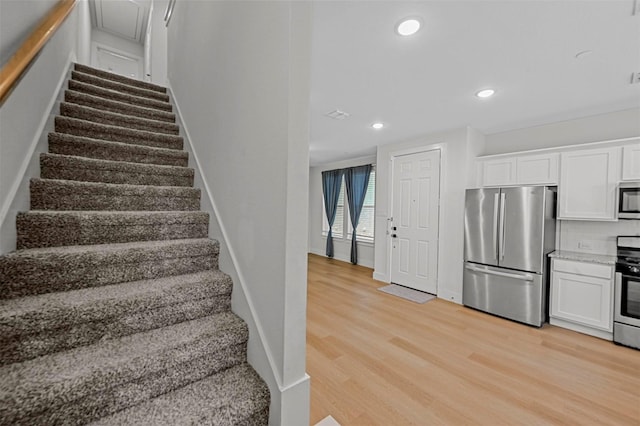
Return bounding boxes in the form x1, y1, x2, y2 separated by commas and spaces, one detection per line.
49, 134, 189, 167
65, 91, 175, 123
72, 71, 170, 102
68, 80, 172, 112
30, 193, 200, 212
6, 343, 247, 426
1, 296, 232, 366
40, 164, 194, 187
0, 254, 218, 300
17, 222, 208, 249
60, 103, 180, 135
74, 64, 167, 94
55, 117, 183, 150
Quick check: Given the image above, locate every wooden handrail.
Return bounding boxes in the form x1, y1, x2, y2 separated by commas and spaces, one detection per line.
0, 0, 76, 104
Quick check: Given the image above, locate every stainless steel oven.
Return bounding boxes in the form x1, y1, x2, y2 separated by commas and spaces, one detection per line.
618, 183, 640, 219
614, 236, 640, 349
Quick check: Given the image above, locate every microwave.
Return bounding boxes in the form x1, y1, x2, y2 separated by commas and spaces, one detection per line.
619, 183, 640, 219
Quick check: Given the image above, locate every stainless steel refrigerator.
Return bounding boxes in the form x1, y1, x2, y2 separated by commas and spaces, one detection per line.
463, 186, 556, 327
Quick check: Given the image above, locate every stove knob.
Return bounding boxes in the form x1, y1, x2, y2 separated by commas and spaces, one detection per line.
631, 266, 640, 274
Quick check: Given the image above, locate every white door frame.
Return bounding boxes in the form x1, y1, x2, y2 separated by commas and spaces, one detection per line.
387, 146, 444, 295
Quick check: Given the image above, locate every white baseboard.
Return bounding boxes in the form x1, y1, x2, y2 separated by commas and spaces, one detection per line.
437, 289, 462, 304
372, 271, 389, 283
550, 317, 613, 341
308, 247, 375, 269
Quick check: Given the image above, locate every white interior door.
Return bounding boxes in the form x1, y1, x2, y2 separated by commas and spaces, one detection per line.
94, 45, 142, 79
390, 150, 441, 294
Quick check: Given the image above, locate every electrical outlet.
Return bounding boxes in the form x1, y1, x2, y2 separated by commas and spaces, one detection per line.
578, 240, 594, 250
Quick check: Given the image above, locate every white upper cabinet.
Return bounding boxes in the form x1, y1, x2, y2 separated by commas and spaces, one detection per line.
622, 144, 640, 181
480, 158, 516, 186
558, 147, 620, 220
516, 153, 559, 185
479, 153, 559, 187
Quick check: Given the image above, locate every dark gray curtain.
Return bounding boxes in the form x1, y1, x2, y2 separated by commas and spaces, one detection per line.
321, 169, 344, 258
344, 165, 372, 264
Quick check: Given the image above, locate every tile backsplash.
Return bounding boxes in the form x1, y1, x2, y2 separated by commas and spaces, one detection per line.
559, 219, 640, 256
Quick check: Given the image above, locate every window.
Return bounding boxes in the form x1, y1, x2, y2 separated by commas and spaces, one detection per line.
322, 169, 375, 242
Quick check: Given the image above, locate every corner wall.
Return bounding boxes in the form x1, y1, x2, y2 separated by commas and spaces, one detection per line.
0, 1, 89, 254
166, 2, 311, 424
373, 127, 483, 303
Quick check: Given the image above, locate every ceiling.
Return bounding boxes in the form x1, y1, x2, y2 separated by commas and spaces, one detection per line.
309, 0, 640, 165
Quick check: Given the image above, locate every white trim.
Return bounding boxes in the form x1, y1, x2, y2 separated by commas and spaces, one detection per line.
167, 83, 295, 392
373, 271, 389, 283
0, 51, 76, 231
309, 246, 375, 269
549, 317, 613, 341
478, 136, 640, 160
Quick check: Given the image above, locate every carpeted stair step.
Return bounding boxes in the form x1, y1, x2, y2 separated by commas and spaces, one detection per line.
0, 238, 218, 299
65, 90, 175, 122
69, 79, 172, 112
90, 363, 270, 426
0, 313, 248, 426
40, 153, 194, 187
30, 179, 200, 211
48, 133, 189, 167
0, 270, 232, 365
55, 116, 183, 150
74, 63, 167, 94
72, 70, 170, 102
16, 210, 208, 249
60, 103, 180, 135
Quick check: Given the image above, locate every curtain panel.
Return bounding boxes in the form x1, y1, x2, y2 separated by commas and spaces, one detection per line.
344, 165, 372, 264
321, 169, 344, 258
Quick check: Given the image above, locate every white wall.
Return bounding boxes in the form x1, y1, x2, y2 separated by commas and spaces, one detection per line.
484, 107, 640, 155
309, 155, 376, 268
144, 0, 168, 85
373, 127, 484, 303
0, 1, 89, 254
166, 2, 311, 425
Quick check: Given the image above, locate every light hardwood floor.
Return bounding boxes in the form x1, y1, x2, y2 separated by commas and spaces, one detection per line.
307, 254, 640, 425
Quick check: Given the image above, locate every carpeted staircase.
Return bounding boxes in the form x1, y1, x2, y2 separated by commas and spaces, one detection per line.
0, 63, 270, 425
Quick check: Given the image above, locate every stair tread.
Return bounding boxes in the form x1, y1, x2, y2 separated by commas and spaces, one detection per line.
0, 313, 248, 422
18, 210, 208, 222
74, 63, 167, 94
48, 132, 188, 166
0, 270, 231, 335
65, 90, 175, 122
68, 79, 172, 112
60, 102, 179, 135
55, 116, 183, 150
41, 153, 193, 177
89, 363, 269, 426
72, 71, 170, 102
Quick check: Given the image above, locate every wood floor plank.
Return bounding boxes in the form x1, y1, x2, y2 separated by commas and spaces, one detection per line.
307, 254, 640, 425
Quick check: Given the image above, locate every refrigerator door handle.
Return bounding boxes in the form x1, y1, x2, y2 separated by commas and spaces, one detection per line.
493, 193, 500, 260
499, 192, 506, 261
465, 264, 534, 282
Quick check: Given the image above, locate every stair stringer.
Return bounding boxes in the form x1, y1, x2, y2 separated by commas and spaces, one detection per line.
166, 84, 306, 425
0, 56, 77, 254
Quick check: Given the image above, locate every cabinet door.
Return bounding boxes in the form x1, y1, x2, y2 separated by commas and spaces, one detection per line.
550, 271, 613, 331
481, 158, 516, 187
516, 153, 559, 185
558, 147, 620, 220
622, 144, 640, 181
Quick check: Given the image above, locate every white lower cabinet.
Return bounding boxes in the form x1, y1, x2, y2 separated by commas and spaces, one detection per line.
550, 258, 614, 340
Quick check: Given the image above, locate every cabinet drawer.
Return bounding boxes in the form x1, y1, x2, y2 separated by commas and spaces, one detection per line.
552, 259, 612, 279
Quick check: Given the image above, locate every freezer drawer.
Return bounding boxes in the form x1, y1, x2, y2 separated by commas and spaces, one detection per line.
463, 262, 545, 327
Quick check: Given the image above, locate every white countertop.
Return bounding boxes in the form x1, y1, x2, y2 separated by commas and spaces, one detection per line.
548, 250, 617, 265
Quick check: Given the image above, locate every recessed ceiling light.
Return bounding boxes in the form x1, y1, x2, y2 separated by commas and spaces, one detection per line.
372, 122, 384, 130
396, 18, 421, 36
476, 89, 495, 98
